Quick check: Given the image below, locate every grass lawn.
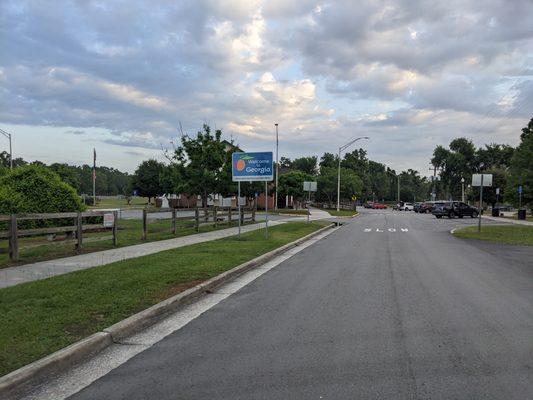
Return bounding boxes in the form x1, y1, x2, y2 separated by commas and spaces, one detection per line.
257, 209, 310, 216
89, 196, 150, 209
0, 218, 256, 268
0, 221, 327, 377
453, 225, 533, 246
319, 208, 358, 217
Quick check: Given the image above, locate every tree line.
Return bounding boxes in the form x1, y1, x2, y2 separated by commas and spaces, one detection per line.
2, 116, 530, 210
131, 118, 531, 209
430, 117, 532, 207
0, 153, 131, 196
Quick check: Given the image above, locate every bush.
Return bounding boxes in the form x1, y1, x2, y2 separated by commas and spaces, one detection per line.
0, 165, 86, 228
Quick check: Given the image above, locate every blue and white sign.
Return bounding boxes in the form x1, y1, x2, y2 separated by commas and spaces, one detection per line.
232, 152, 273, 182
518, 185, 523, 194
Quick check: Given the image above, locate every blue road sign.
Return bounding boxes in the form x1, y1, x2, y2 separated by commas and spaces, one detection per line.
232, 152, 273, 182
518, 185, 522, 194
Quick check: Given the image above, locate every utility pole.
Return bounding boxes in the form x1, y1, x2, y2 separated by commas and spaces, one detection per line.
461, 177, 465, 202
386, 170, 400, 203
0, 128, 13, 169
429, 164, 440, 201
275, 123, 279, 211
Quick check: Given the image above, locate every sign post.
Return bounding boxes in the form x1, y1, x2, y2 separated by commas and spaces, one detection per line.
518, 185, 523, 210
232, 152, 273, 239
472, 173, 493, 233
303, 181, 317, 223
265, 181, 268, 238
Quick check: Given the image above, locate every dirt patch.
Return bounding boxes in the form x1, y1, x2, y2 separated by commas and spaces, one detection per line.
156, 279, 206, 301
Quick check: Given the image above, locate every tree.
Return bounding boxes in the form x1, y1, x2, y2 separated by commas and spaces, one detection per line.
505, 117, 533, 208
317, 167, 362, 206
476, 144, 514, 170
292, 156, 318, 175
319, 152, 338, 169
170, 124, 230, 207
278, 171, 314, 207
131, 159, 165, 203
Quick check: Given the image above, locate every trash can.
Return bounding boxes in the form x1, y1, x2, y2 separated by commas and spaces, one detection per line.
492, 207, 500, 217
518, 209, 526, 220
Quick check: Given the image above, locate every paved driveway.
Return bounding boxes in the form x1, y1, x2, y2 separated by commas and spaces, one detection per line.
37, 209, 533, 399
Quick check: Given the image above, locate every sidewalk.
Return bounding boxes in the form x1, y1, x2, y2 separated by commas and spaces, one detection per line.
0, 221, 287, 289
482, 215, 533, 226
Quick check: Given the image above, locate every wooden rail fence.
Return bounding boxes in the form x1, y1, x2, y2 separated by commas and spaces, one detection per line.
141, 206, 256, 240
0, 211, 118, 262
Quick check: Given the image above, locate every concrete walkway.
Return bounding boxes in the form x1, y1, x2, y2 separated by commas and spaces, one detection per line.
308, 207, 333, 219
0, 221, 288, 289
482, 215, 533, 226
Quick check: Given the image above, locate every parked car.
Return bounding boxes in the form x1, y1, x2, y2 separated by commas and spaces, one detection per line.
413, 202, 422, 212
372, 203, 387, 209
363, 202, 374, 208
400, 202, 414, 211
432, 201, 479, 219
418, 201, 434, 213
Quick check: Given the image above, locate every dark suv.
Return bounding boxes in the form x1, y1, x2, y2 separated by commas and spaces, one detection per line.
432, 201, 479, 219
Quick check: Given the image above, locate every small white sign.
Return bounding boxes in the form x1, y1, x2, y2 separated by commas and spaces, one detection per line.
472, 174, 493, 187
103, 213, 115, 228
303, 181, 317, 192
238, 196, 247, 206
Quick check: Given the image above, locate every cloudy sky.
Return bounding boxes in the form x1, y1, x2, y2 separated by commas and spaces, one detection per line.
1, 0, 532, 174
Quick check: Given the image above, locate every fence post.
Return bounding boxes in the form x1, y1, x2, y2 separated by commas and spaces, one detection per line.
195, 208, 200, 232
204, 206, 208, 222
213, 207, 218, 228
8, 214, 18, 262
142, 208, 147, 240
228, 207, 232, 226
172, 208, 177, 235
252, 203, 256, 222
76, 212, 83, 252
112, 211, 118, 246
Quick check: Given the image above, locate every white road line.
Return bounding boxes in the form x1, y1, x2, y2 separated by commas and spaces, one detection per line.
21, 226, 339, 400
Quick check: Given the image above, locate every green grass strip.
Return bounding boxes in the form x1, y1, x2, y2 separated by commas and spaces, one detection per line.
0, 222, 326, 376
453, 225, 533, 246
319, 208, 358, 217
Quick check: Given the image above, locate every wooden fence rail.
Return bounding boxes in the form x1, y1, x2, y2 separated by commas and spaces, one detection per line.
141, 206, 256, 240
0, 211, 118, 262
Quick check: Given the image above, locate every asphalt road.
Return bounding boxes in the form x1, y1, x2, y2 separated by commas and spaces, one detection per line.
70, 209, 533, 399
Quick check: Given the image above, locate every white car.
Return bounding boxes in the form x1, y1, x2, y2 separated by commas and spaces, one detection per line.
401, 202, 414, 211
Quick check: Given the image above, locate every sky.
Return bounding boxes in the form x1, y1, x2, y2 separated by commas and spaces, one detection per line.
1, 0, 532, 174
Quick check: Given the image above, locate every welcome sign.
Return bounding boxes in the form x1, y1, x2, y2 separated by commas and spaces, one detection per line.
232, 152, 273, 182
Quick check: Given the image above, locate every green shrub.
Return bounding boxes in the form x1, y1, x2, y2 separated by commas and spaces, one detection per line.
0, 165, 86, 228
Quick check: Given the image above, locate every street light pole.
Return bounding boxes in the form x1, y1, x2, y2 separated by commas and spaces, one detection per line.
0, 128, 13, 169
461, 177, 465, 202
275, 123, 279, 211
337, 136, 369, 211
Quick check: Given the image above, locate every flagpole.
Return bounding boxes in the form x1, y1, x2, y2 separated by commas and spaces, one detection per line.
93, 148, 96, 206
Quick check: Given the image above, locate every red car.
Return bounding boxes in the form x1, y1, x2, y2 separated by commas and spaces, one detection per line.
372, 203, 387, 209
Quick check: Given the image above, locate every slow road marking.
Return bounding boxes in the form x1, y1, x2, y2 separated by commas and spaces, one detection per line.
364, 228, 409, 232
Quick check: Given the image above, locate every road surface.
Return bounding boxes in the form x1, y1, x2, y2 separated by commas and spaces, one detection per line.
52, 210, 533, 399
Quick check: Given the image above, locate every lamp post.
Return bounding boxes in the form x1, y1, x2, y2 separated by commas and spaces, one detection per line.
275, 123, 279, 211
461, 177, 465, 202
0, 128, 13, 169
337, 136, 369, 211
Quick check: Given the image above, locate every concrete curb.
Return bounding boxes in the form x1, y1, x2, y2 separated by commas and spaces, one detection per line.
0, 223, 334, 399
0, 332, 112, 399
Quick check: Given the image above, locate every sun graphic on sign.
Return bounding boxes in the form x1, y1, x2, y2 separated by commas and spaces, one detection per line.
235, 155, 253, 171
